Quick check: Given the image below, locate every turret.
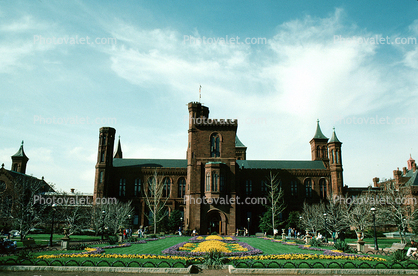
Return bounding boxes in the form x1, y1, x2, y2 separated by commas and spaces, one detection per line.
94, 127, 116, 201
11, 141, 29, 174
309, 120, 329, 161
235, 136, 247, 160
328, 128, 343, 195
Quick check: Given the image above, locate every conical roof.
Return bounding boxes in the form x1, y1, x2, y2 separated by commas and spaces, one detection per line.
312, 120, 328, 140
12, 141, 29, 160
235, 135, 246, 148
329, 128, 341, 143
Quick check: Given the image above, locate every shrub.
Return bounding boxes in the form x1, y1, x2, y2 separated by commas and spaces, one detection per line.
211, 232, 218, 235
293, 239, 306, 244
68, 243, 88, 251
391, 249, 408, 262
334, 241, 356, 253
203, 249, 226, 268
126, 236, 137, 242
148, 234, 157, 239
309, 238, 322, 247
17, 250, 33, 261
107, 236, 118, 245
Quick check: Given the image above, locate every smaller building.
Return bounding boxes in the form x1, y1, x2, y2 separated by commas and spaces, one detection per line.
0, 142, 54, 230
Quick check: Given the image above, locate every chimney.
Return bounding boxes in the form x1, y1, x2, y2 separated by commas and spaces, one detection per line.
373, 177, 380, 187
71, 188, 75, 193
403, 167, 408, 175
413, 162, 417, 173
393, 169, 402, 186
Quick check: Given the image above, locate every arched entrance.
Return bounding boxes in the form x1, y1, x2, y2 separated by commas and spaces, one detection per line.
206, 209, 228, 235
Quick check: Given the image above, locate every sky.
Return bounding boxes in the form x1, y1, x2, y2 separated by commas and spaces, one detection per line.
0, 0, 417, 193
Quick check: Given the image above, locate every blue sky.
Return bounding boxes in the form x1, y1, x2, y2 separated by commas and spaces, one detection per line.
1, 0, 417, 193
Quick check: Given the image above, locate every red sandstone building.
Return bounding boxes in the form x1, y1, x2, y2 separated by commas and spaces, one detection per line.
93, 102, 344, 234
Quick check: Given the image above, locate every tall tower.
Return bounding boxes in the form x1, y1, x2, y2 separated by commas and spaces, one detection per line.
309, 120, 329, 161
328, 128, 343, 195
185, 102, 238, 235
94, 127, 116, 201
11, 141, 29, 174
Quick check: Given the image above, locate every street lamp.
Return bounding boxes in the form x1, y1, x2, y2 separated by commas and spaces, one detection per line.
101, 210, 106, 240
49, 204, 57, 247
371, 207, 378, 250
323, 213, 327, 243
247, 218, 250, 236
128, 214, 132, 238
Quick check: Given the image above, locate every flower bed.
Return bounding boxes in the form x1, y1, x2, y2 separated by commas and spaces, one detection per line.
162, 235, 262, 257
189, 235, 238, 241
229, 253, 387, 262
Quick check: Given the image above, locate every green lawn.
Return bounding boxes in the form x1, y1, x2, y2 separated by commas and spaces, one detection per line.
344, 237, 404, 248
1, 236, 417, 268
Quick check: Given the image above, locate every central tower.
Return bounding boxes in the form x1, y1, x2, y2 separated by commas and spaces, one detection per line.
184, 102, 238, 234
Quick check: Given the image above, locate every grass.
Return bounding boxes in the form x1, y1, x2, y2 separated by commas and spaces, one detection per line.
2, 236, 417, 268
344, 237, 404, 248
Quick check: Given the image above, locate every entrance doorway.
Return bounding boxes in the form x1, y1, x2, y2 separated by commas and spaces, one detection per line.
208, 212, 222, 234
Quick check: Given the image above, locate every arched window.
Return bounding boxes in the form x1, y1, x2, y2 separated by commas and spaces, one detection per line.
178, 178, 186, 198
319, 178, 327, 199
304, 179, 312, 198
316, 146, 321, 158
163, 177, 171, 197
212, 173, 219, 191
291, 180, 297, 196
210, 133, 220, 157
134, 179, 141, 196
220, 175, 225, 192
119, 179, 126, 196
322, 146, 327, 158
336, 150, 340, 164
331, 150, 335, 164
206, 173, 210, 192
99, 171, 104, 183
261, 180, 267, 194
246, 180, 252, 196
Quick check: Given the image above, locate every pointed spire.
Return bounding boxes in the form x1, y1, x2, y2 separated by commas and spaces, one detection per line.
312, 119, 328, 140
329, 127, 342, 143
12, 140, 29, 159
114, 136, 123, 158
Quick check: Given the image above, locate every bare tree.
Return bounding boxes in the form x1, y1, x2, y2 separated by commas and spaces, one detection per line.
55, 192, 91, 236
144, 170, 170, 234
10, 176, 52, 240
324, 194, 349, 240
300, 202, 325, 236
259, 172, 286, 236
379, 182, 417, 243
91, 200, 134, 235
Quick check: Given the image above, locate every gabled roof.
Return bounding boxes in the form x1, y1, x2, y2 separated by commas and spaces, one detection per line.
12, 141, 29, 160
312, 120, 328, 140
236, 160, 326, 170
235, 136, 246, 148
113, 158, 187, 168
